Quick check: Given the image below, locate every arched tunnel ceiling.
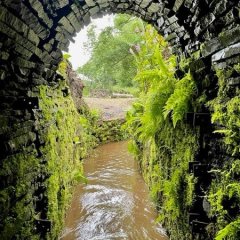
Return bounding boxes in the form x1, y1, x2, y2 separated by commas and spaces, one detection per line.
0, 0, 239, 77
0, 1, 240, 239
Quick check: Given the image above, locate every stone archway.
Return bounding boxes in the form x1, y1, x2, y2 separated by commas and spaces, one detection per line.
0, 0, 239, 239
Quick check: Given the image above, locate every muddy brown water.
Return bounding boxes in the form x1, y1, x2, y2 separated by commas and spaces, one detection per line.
60, 141, 168, 240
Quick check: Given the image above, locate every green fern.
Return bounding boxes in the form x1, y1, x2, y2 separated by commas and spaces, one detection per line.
216, 218, 240, 240
163, 72, 196, 127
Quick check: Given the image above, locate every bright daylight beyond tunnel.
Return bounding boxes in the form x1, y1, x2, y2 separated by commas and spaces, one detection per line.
0, 2, 240, 240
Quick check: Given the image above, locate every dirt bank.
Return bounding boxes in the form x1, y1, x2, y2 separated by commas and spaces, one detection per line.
84, 97, 135, 121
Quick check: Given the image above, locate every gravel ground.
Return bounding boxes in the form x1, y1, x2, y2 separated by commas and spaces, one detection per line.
84, 97, 136, 121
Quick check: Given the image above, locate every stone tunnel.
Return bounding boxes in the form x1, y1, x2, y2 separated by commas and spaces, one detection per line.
0, 0, 240, 239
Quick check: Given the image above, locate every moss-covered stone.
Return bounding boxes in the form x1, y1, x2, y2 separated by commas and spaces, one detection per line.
93, 119, 127, 144
0, 59, 98, 239
34, 78, 97, 239
129, 121, 199, 239
206, 65, 240, 240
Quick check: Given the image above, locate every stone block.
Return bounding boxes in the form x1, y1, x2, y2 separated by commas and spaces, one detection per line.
219, 9, 235, 26
228, 77, 240, 86
28, 0, 53, 28
83, 12, 91, 25
0, 51, 9, 60
201, 38, 221, 57
183, 32, 190, 40
194, 24, 201, 36
173, 0, 184, 12
213, 0, 228, 16
202, 26, 240, 57
184, 0, 192, 8
157, 17, 165, 28
0, 69, 6, 81
55, 32, 66, 44
0, 23, 37, 58
19, 3, 50, 40
140, 0, 150, 9
7, 131, 37, 152
212, 42, 240, 62
168, 15, 178, 25
99, 2, 109, 8
148, 3, 160, 13
14, 57, 36, 69
118, 3, 129, 9
98, 0, 108, 4
213, 55, 240, 70
58, 16, 75, 35
85, 0, 96, 7
54, 0, 69, 9
195, 13, 216, 36
0, 6, 40, 45
66, 12, 83, 32
189, 58, 206, 73
89, 6, 100, 16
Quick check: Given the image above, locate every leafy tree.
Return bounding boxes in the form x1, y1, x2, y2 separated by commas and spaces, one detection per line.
83, 24, 97, 51
77, 14, 146, 92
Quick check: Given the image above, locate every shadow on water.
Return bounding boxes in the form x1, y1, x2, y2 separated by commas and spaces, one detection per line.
60, 141, 168, 240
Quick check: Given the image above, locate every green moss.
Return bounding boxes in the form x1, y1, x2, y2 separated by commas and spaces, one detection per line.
207, 67, 240, 155
0, 56, 101, 239
123, 28, 201, 239
206, 65, 240, 239
137, 122, 199, 239
36, 79, 97, 239
34, 75, 127, 239
0, 150, 40, 239
93, 119, 127, 144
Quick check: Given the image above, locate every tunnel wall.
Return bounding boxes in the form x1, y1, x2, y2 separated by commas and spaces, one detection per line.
0, 0, 239, 239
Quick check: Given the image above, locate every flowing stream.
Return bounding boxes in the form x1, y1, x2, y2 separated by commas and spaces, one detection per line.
60, 141, 168, 240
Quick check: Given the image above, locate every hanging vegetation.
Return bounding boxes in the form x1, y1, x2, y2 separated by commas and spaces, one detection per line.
124, 24, 199, 239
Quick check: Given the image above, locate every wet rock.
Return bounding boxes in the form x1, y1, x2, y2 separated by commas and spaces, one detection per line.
212, 42, 240, 62
228, 77, 240, 86
85, 0, 96, 7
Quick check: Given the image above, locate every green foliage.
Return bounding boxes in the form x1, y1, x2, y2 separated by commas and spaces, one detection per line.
111, 85, 139, 96
186, 174, 197, 207
83, 25, 97, 51
124, 23, 199, 240
78, 14, 146, 91
233, 63, 240, 74
38, 83, 86, 238
113, 14, 144, 46
138, 122, 199, 240
0, 151, 39, 239
58, 53, 70, 79
216, 218, 240, 240
208, 161, 240, 240
206, 65, 240, 239
164, 72, 196, 127
93, 119, 128, 144
35, 61, 98, 239
207, 68, 240, 156
126, 24, 196, 141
